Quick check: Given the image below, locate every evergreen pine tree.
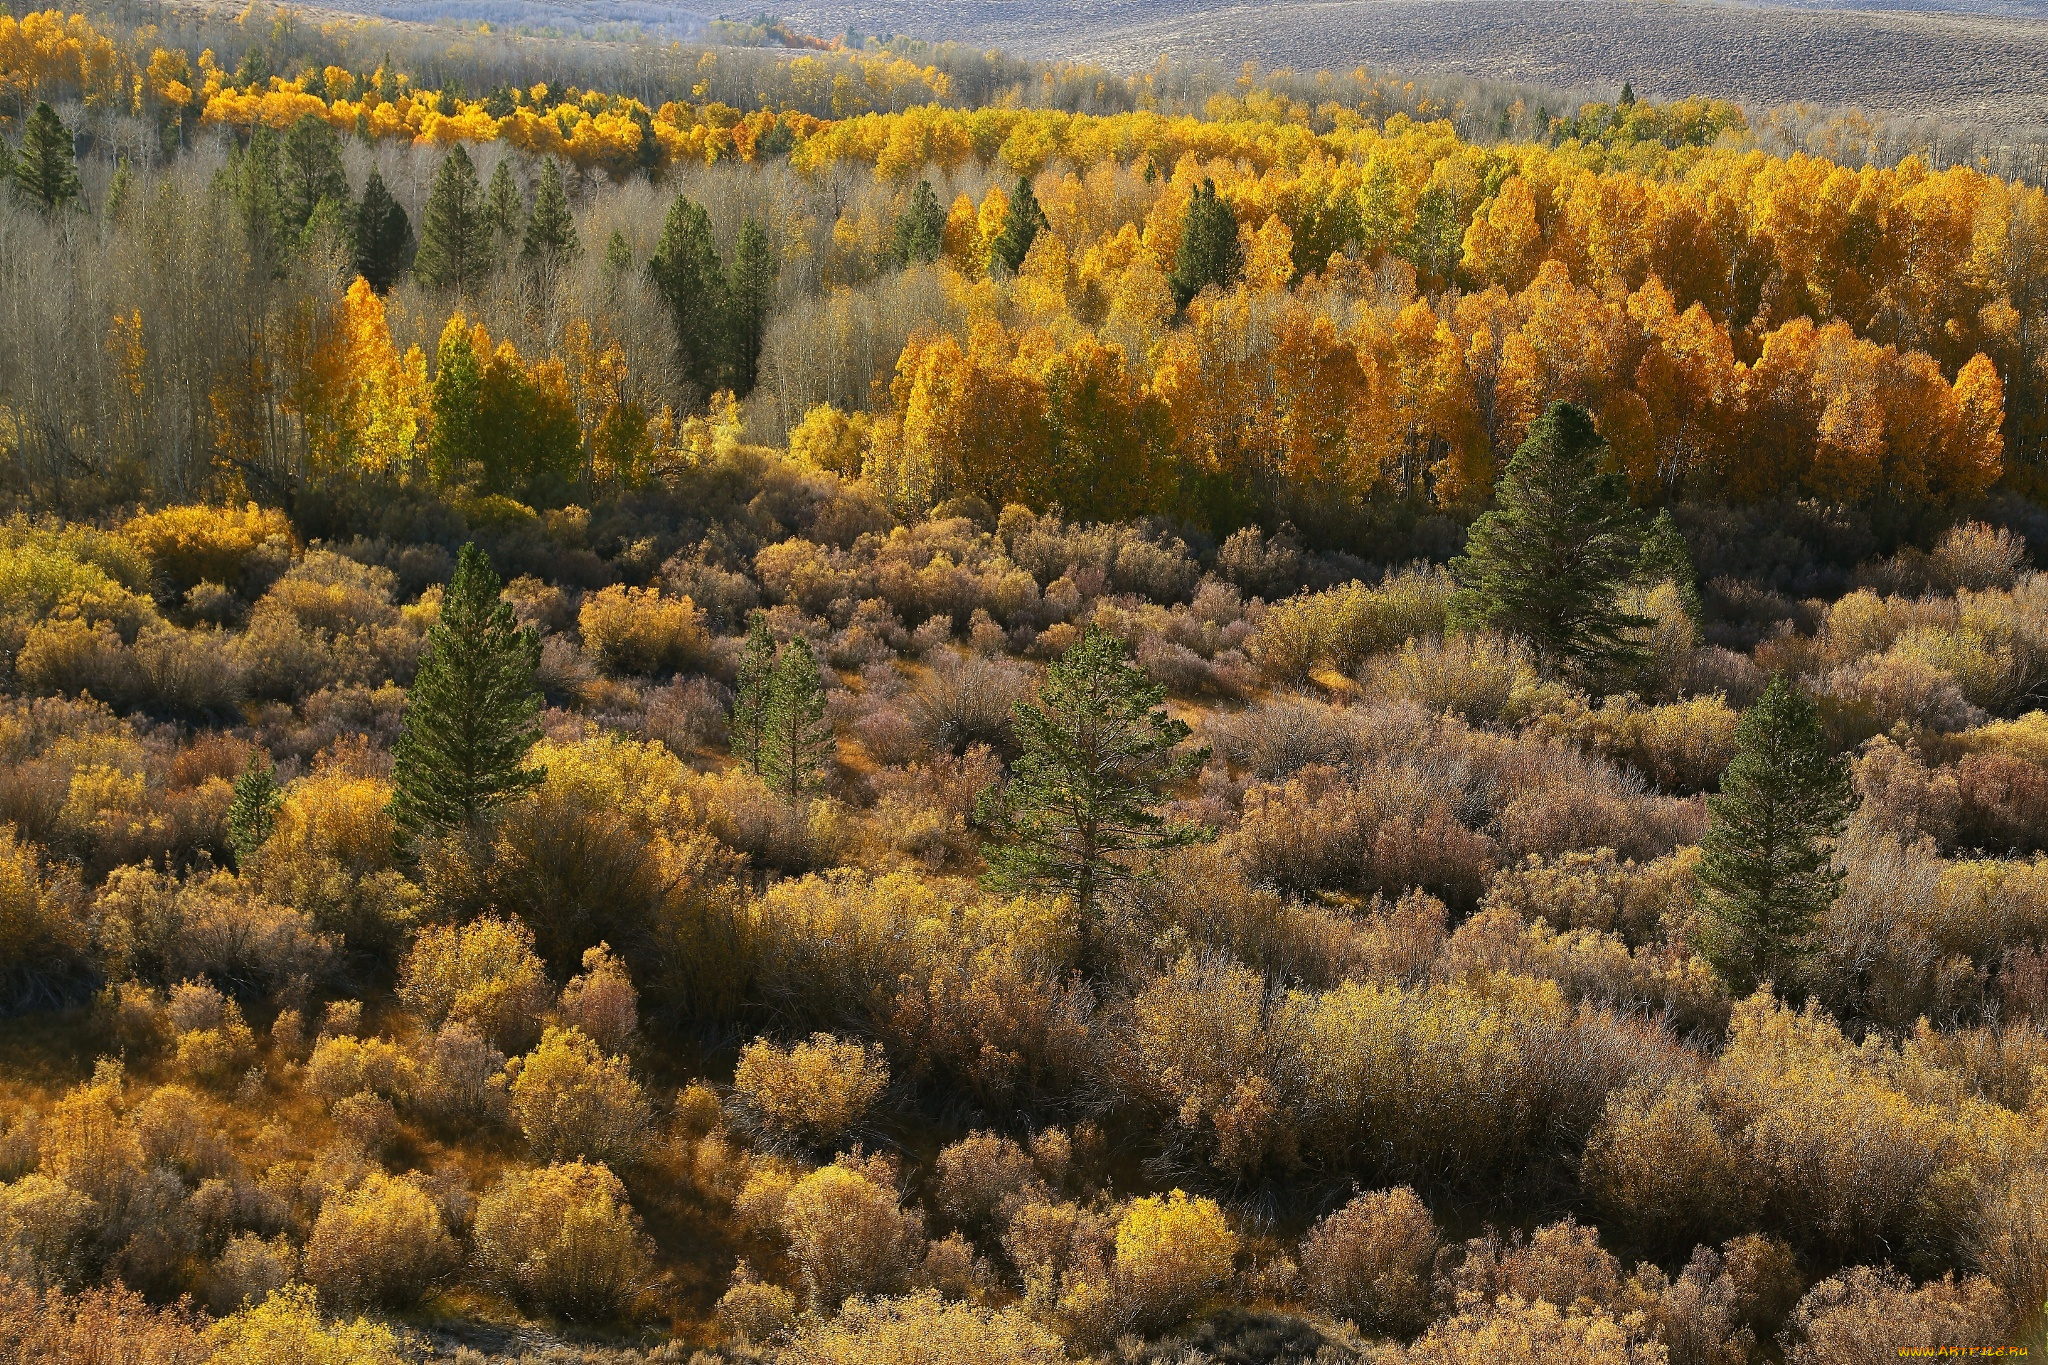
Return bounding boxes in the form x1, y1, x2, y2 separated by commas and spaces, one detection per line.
988, 175, 1047, 276
1694, 675, 1853, 997
892, 178, 945, 266
104, 157, 132, 222
414, 144, 490, 293
1451, 401, 1652, 683
482, 158, 524, 261
352, 166, 413, 292
278, 112, 349, 236
1169, 178, 1243, 309
13, 102, 79, 212
521, 158, 578, 274
1620, 81, 1637, 106
647, 192, 728, 400
1636, 508, 1703, 622
978, 626, 1210, 974
726, 218, 777, 399
223, 123, 286, 265
426, 321, 484, 486
728, 612, 776, 775
603, 228, 633, 278
226, 753, 282, 867
761, 636, 833, 801
388, 544, 544, 838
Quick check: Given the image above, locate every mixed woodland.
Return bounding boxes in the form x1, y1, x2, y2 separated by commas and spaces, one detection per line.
1, 5, 2048, 1362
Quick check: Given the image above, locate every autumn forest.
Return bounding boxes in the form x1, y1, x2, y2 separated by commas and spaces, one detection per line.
0, 4, 2046, 1362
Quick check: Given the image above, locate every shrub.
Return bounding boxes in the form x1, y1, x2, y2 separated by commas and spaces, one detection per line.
120, 504, 293, 598
397, 916, 554, 1053
1783, 1266, 2010, 1364
0, 1174, 96, 1289
732, 1033, 889, 1151
0, 824, 91, 1012
717, 1260, 797, 1344
1380, 1295, 1664, 1364
1582, 1077, 1743, 1251
304, 1034, 410, 1103
471, 1160, 649, 1319
0, 1279, 209, 1362
300, 1171, 457, 1308
557, 943, 639, 1054
15, 619, 144, 709
1250, 568, 1453, 682
1932, 521, 2026, 592
206, 1233, 297, 1313
205, 1284, 406, 1365
779, 1161, 925, 1309
1366, 632, 1533, 726
1108, 1191, 1237, 1334
403, 1022, 510, 1128
578, 584, 707, 676
1298, 1187, 1440, 1335
933, 1131, 1046, 1237
507, 1026, 651, 1165
251, 770, 415, 951
781, 1290, 1068, 1365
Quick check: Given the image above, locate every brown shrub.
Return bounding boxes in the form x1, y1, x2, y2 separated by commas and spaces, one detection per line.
1932, 521, 2027, 593
300, 1171, 457, 1308
205, 1233, 297, 1313
0, 1277, 210, 1362
95, 865, 334, 996
0, 825, 92, 1012
557, 943, 639, 1055
933, 1131, 1046, 1238
1784, 1266, 2009, 1365
1954, 751, 2048, 853
1299, 1186, 1440, 1335
1380, 1294, 1665, 1364
403, 1022, 510, 1129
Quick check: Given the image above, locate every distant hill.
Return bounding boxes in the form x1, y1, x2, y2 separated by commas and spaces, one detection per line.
774, 0, 2048, 126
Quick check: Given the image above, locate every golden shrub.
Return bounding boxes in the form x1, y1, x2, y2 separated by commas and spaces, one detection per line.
397, 915, 554, 1053
205, 1284, 407, 1365
1366, 631, 1533, 726
577, 584, 707, 676
1250, 568, 1453, 682
300, 1171, 456, 1307
1299, 1186, 1440, 1334
206, 1233, 297, 1313
732, 1033, 889, 1151
119, 504, 293, 597
1382, 1294, 1665, 1364
781, 1290, 1067, 1365
0, 823, 90, 1011
403, 1022, 510, 1128
253, 769, 416, 950
779, 1161, 925, 1309
1932, 521, 2027, 592
1583, 1077, 1743, 1250
507, 1025, 651, 1165
304, 1034, 411, 1104
0, 1174, 96, 1289
37, 1062, 143, 1212
471, 1159, 649, 1319
717, 1259, 797, 1344
1107, 1190, 1237, 1333
789, 403, 873, 478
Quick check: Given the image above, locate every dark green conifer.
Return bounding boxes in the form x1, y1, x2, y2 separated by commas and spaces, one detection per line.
1168, 178, 1243, 310
388, 544, 544, 838
761, 636, 833, 801
892, 178, 945, 266
647, 192, 728, 400
1451, 401, 1651, 683
988, 175, 1047, 276
226, 753, 283, 867
352, 166, 413, 292
729, 612, 776, 775
521, 158, 578, 275
1694, 676, 1854, 997
414, 144, 490, 293
726, 218, 777, 398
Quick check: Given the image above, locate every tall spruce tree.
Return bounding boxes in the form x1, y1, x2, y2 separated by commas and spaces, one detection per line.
521, 158, 578, 275
726, 218, 777, 398
761, 636, 833, 801
647, 192, 728, 400
1451, 400, 1652, 683
226, 753, 283, 867
1636, 507, 1703, 622
224, 123, 287, 266
388, 544, 544, 838
13, 102, 79, 212
414, 144, 491, 293
988, 175, 1047, 276
1694, 675, 1853, 997
352, 166, 413, 292
978, 626, 1210, 974
1168, 178, 1242, 309
729, 612, 776, 774
278, 112, 348, 236
892, 178, 945, 265
482, 158, 524, 261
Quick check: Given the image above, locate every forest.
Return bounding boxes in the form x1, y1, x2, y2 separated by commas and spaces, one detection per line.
1, 4, 2047, 1362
